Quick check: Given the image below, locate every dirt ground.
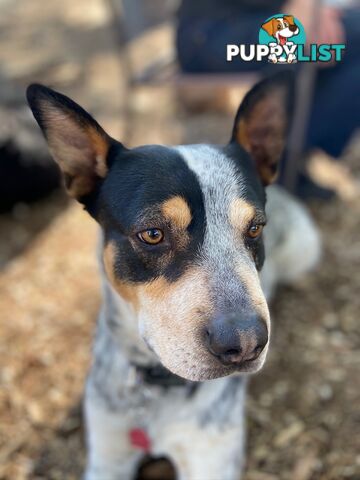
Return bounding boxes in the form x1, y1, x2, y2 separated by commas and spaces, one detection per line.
0, 1, 359, 479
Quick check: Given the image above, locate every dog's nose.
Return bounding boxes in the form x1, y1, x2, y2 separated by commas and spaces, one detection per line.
205, 313, 268, 366
289, 24, 298, 32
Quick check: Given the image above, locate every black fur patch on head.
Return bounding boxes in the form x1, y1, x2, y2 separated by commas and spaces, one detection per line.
94, 145, 206, 283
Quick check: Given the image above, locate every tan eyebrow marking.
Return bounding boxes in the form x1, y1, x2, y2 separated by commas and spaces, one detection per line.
229, 198, 255, 231
161, 196, 192, 230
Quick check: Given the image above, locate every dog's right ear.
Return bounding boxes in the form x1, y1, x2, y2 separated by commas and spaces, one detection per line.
26, 84, 119, 201
231, 72, 294, 185
261, 18, 276, 37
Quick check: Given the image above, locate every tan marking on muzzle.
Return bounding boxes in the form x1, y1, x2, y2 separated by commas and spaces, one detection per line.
162, 196, 192, 230
134, 266, 214, 379
140, 266, 210, 311
229, 198, 255, 232
138, 266, 213, 341
103, 242, 139, 311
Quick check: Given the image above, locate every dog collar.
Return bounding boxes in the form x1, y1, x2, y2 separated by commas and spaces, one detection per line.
133, 363, 197, 390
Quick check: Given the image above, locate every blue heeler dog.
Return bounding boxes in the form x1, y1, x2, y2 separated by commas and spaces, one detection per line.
27, 73, 320, 480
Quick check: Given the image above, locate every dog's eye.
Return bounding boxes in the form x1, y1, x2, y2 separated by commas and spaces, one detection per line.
137, 228, 164, 245
247, 224, 263, 239
277, 24, 282, 29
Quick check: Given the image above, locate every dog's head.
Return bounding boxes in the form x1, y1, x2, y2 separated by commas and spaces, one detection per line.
262, 15, 299, 45
27, 74, 293, 381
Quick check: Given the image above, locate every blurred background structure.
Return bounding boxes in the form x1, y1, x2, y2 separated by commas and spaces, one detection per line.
0, 0, 359, 479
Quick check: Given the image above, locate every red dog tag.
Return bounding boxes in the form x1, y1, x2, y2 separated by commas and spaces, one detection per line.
129, 428, 151, 452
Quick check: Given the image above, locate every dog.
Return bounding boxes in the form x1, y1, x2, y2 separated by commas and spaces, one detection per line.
27, 73, 320, 480
261, 15, 300, 63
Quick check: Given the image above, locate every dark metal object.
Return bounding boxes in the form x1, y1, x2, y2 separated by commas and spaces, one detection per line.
283, 0, 321, 192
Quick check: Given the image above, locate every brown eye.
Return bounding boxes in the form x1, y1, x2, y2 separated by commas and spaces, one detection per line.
137, 228, 164, 245
247, 224, 263, 239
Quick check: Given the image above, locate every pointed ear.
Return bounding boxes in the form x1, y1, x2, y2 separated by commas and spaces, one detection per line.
261, 18, 275, 37
230, 72, 294, 186
26, 84, 116, 200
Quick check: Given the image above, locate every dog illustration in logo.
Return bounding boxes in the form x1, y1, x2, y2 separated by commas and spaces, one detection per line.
262, 15, 300, 63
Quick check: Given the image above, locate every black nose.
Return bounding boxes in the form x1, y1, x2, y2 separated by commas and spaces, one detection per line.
289, 24, 298, 32
205, 313, 268, 366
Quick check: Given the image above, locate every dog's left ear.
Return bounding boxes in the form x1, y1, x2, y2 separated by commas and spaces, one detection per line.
230, 72, 294, 185
261, 18, 276, 37
26, 84, 116, 200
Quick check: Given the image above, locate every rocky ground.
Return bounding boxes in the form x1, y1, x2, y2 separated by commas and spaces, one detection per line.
0, 1, 359, 479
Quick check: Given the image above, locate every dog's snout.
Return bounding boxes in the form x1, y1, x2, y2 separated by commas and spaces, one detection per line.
289, 24, 298, 32
205, 313, 268, 366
